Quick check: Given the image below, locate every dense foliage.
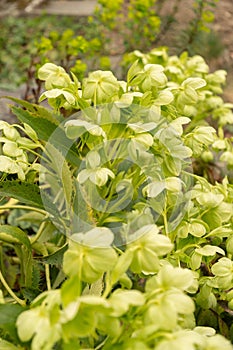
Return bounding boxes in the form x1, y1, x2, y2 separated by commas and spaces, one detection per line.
0, 48, 233, 349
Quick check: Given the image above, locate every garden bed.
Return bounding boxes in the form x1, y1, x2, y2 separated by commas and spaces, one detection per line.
0, 1, 233, 349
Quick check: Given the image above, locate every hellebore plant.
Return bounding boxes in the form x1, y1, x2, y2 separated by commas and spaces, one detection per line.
0, 51, 233, 350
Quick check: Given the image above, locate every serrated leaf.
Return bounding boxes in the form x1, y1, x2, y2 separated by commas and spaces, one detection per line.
10, 106, 79, 167
40, 244, 68, 266
5, 96, 62, 123
11, 106, 59, 141
0, 180, 60, 218
21, 262, 42, 302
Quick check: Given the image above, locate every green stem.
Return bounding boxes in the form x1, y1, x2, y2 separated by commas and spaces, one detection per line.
19, 147, 49, 163
98, 184, 116, 224
30, 216, 48, 245
162, 196, 169, 236
45, 264, 51, 291
33, 242, 52, 291
94, 88, 97, 108
102, 272, 112, 298
0, 269, 26, 306
218, 126, 224, 139
76, 252, 83, 297
175, 243, 200, 255
95, 336, 109, 350
0, 205, 47, 215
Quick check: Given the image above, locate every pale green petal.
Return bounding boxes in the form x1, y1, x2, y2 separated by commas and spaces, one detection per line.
72, 227, 114, 247
154, 90, 174, 105
77, 169, 92, 184
0, 156, 20, 173
38, 63, 63, 80
2, 141, 23, 157
182, 77, 206, 90
195, 245, 225, 256
86, 151, 101, 168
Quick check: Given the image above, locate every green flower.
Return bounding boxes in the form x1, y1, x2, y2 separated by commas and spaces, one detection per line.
16, 291, 61, 350
154, 330, 203, 350
63, 227, 118, 283
38, 63, 72, 89
82, 70, 120, 104
39, 88, 76, 106
211, 257, 233, 289
146, 264, 196, 292
127, 225, 173, 274
0, 155, 25, 180
78, 167, 115, 187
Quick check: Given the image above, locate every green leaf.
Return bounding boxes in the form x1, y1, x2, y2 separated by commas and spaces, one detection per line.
40, 244, 68, 266
11, 105, 58, 140
0, 338, 23, 350
0, 304, 25, 344
0, 225, 30, 249
196, 192, 224, 208
6, 96, 62, 123
127, 60, 142, 85
111, 250, 133, 285
0, 180, 60, 218
44, 143, 74, 211
202, 209, 222, 230
10, 106, 79, 167
188, 220, 206, 237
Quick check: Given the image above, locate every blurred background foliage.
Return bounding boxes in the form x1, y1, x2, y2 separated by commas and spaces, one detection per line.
0, 0, 227, 101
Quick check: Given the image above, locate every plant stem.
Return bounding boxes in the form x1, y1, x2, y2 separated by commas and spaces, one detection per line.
0, 205, 47, 215
162, 196, 169, 236
0, 269, 26, 306
45, 264, 51, 291
30, 216, 48, 244
102, 272, 112, 298
95, 336, 109, 350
